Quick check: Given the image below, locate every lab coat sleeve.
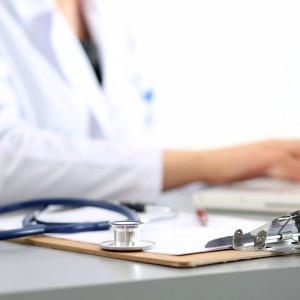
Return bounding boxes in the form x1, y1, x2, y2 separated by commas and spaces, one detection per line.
0, 57, 163, 204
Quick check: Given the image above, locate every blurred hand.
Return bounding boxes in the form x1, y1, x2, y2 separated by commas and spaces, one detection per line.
163, 139, 300, 190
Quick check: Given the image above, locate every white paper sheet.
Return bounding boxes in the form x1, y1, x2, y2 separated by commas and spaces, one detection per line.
0, 207, 267, 255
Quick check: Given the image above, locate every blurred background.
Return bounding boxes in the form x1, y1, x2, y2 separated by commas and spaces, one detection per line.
126, 0, 300, 149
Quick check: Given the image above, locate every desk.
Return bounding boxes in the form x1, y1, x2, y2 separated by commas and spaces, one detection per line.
1, 241, 300, 300
1, 186, 299, 300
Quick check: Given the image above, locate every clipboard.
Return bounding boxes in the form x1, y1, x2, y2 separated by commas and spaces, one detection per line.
3, 207, 298, 268
11, 234, 282, 268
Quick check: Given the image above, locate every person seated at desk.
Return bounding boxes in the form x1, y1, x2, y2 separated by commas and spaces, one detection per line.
0, 0, 300, 204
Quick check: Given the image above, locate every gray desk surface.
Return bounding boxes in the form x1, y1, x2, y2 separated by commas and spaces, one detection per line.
1, 185, 299, 300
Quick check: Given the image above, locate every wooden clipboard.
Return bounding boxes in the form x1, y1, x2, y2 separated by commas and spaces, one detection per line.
11, 235, 282, 268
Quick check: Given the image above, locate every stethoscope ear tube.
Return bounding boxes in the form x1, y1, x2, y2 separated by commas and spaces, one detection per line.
0, 198, 139, 220
0, 225, 46, 240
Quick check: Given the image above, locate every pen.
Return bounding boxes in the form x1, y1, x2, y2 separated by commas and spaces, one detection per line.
196, 208, 208, 226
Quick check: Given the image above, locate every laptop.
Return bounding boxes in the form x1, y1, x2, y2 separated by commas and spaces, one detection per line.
193, 178, 300, 214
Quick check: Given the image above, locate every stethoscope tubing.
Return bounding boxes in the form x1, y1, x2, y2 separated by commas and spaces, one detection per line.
0, 198, 140, 240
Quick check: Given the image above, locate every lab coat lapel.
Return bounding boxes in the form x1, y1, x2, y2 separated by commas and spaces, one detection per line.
49, 10, 114, 138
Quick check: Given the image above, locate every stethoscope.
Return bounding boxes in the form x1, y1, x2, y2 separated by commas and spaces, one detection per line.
0, 198, 176, 251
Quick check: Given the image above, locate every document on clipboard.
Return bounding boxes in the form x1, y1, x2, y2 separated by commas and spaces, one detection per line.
0, 207, 267, 255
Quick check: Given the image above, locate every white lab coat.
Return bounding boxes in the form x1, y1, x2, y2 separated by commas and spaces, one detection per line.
0, 0, 162, 203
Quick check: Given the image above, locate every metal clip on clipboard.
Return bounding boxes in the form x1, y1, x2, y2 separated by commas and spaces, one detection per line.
206, 210, 300, 254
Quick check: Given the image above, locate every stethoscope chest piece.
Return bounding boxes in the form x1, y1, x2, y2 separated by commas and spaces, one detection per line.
99, 220, 155, 251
